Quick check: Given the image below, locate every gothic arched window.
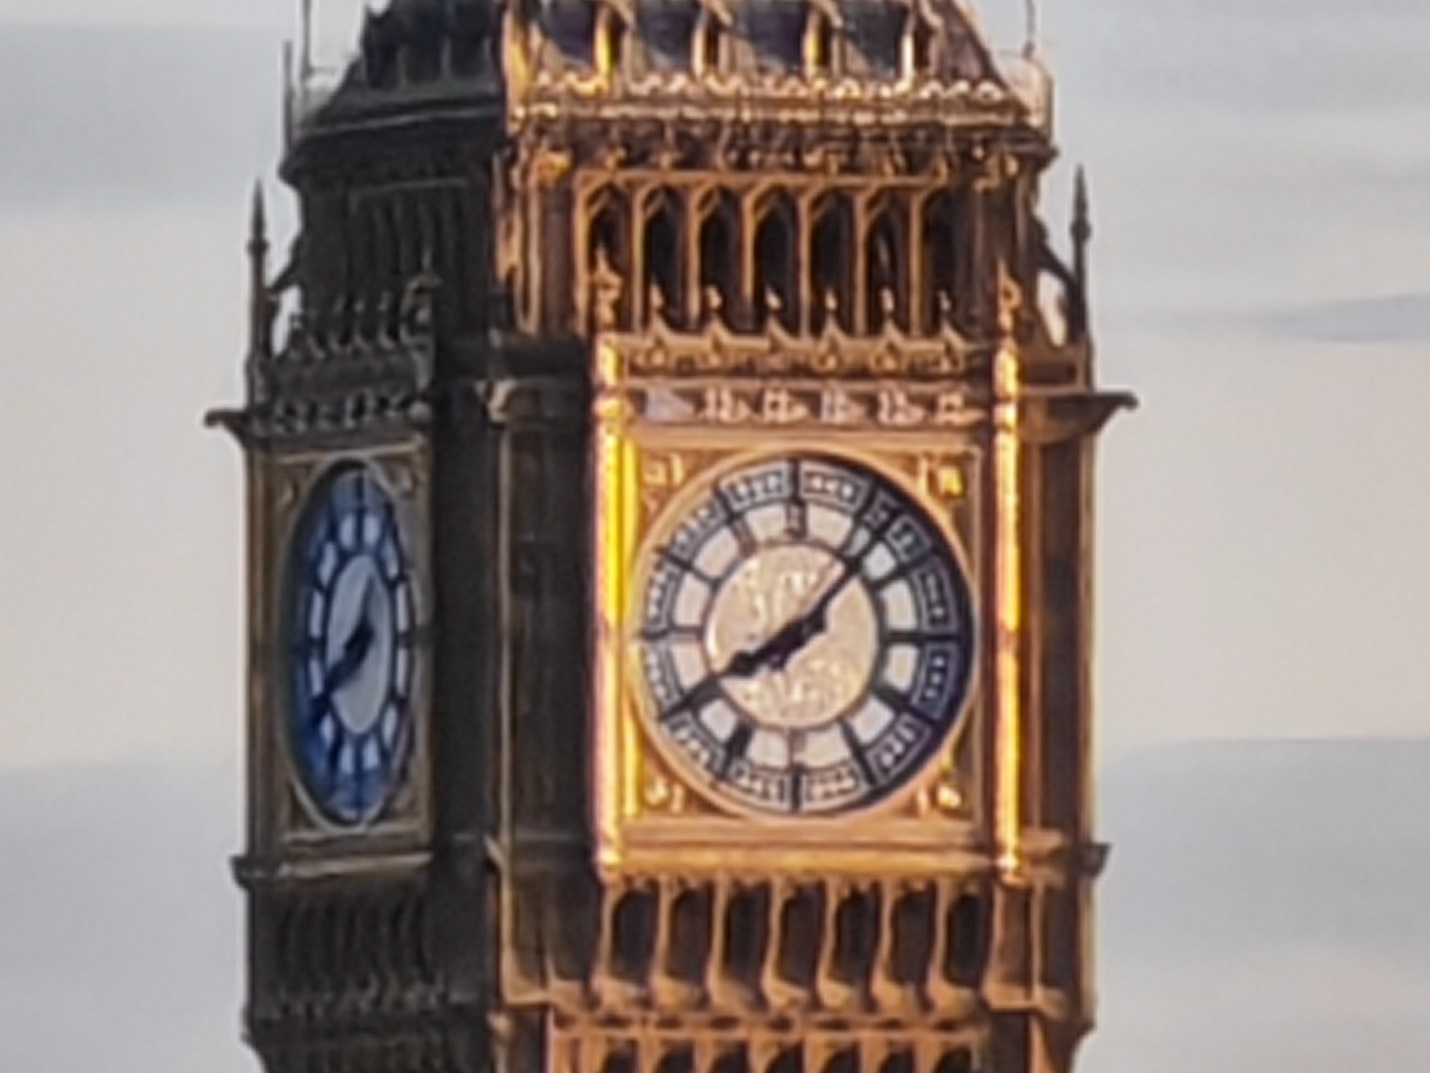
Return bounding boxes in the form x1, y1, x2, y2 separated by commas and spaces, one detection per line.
753, 190, 798, 332
587, 187, 632, 330
641, 188, 684, 326
921, 190, 963, 333
697, 190, 741, 326
809, 193, 855, 333
865, 197, 910, 333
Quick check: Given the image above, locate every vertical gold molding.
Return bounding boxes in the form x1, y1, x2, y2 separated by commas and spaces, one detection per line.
994, 263, 1024, 879
593, 338, 638, 869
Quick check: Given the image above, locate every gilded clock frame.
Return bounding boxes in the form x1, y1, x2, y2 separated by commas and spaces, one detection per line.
623, 441, 981, 823
592, 356, 992, 877
255, 443, 435, 849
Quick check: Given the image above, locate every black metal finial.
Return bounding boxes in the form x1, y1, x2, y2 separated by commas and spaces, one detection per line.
1071, 166, 1091, 250
249, 181, 269, 254
1070, 167, 1092, 342
248, 182, 274, 359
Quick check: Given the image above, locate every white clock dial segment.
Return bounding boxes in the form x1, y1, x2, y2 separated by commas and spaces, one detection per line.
287, 463, 418, 827
635, 453, 976, 817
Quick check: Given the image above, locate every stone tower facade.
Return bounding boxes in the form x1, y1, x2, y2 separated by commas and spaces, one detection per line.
212, 2, 1131, 1073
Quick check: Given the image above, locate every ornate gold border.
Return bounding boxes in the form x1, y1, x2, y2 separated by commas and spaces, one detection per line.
592, 415, 987, 872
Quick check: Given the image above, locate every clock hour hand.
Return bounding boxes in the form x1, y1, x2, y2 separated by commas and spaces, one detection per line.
319, 580, 379, 700
721, 559, 861, 679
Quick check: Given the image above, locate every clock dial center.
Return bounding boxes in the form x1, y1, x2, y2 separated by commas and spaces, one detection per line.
706, 543, 878, 731
325, 556, 394, 736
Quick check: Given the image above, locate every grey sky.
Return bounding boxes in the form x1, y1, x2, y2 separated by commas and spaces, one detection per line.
0, 1, 1426, 1071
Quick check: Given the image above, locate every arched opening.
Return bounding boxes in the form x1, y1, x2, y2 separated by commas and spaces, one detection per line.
931, 1052, 971, 1073
775, 885, 821, 989
611, 885, 658, 983
807, 10, 834, 75
698, 191, 741, 326
877, 1052, 914, 1073
767, 1048, 804, 1073
753, 191, 798, 332
809, 194, 855, 333
542, 0, 598, 69
907, 10, 933, 77
597, 6, 629, 77
657, 1049, 696, 1073
587, 188, 632, 330
864, 201, 909, 333
642, 189, 685, 326
712, 1048, 750, 1073
945, 893, 985, 986
639, 0, 699, 70
698, 12, 726, 75
601, 1047, 638, 1073
666, 886, 711, 985
721, 884, 769, 989
921, 191, 962, 333
890, 887, 935, 985
831, 887, 877, 986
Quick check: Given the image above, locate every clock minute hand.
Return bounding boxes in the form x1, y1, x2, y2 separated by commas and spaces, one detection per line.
320, 600, 377, 700
722, 558, 861, 679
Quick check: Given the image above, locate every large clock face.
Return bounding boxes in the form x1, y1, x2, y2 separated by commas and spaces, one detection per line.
635, 453, 975, 816
287, 464, 418, 826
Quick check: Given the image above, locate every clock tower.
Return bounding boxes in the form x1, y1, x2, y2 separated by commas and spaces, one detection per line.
212, 2, 1131, 1073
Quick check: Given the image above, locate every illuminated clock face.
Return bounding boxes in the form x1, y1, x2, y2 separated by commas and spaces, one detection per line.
288, 464, 418, 826
635, 453, 975, 816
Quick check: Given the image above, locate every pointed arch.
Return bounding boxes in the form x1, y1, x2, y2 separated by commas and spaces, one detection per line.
697, 189, 741, 326
774, 884, 820, 988
865, 196, 910, 333
586, 186, 633, 330
753, 189, 799, 332
610, 884, 658, 982
767, 1048, 804, 1073
656, 1049, 696, 1073
889, 886, 934, 985
931, 1053, 971, 1073
809, 193, 855, 334
945, 892, 986, 986
712, 1049, 750, 1073
696, 9, 727, 75
831, 886, 877, 985
721, 883, 769, 987
806, 6, 835, 75
902, 7, 933, 78
596, 2, 630, 78
641, 187, 685, 326
921, 190, 964, 333
665, 885, 711, 984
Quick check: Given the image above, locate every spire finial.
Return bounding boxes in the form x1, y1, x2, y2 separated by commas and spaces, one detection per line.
299, 0, 315, 82
1023, 0, 1039, 57
1071, 166, 1092, 258
247, 181, 274, 359
1070, 166, 1092, 341
249, 181, 268, 251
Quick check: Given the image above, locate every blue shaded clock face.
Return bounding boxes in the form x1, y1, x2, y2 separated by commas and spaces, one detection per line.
288, 465, 417, 825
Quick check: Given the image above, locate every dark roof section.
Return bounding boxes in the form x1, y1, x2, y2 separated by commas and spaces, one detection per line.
295, 0, 501, 137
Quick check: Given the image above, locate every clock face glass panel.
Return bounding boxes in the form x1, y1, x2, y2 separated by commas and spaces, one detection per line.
635, 453, 975, 816
288, 464, 418, 826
